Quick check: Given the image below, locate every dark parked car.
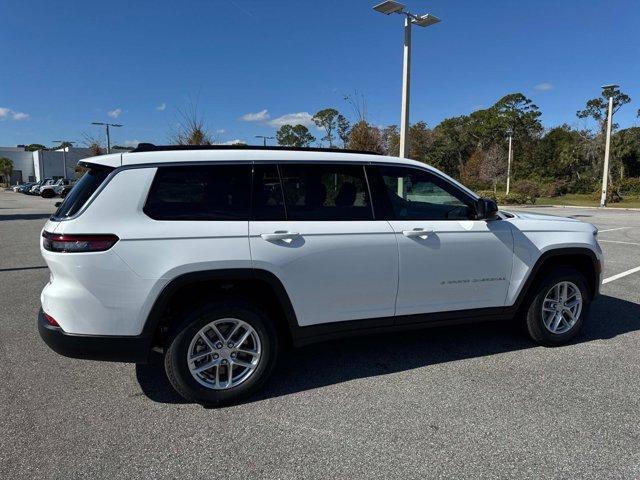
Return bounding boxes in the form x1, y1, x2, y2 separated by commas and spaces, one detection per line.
17, 182, 37, 193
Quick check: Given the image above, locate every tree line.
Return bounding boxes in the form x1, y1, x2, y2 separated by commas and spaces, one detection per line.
275, 88, 640, 202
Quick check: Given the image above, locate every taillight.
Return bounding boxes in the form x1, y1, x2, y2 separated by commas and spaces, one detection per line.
43, 312, 60, 327
42, 231, 119, 253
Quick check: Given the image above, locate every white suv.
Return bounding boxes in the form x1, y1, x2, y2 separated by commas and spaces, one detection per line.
39, 144, 603, 405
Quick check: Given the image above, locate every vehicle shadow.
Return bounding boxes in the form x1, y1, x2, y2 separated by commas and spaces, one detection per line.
135, 294, 640, 406
0, 213, 52, 221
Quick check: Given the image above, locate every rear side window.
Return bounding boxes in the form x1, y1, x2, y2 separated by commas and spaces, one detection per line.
279, 163, 373, 221
144, 165, 251, 220
251, 164, 286, 220
53, 166, 114, 218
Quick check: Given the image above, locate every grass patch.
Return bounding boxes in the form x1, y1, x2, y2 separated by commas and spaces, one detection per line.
534, 194, 640, 208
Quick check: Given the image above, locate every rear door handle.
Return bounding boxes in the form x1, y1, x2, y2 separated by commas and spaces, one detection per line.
260, 231, 301, 242
402, 228, 434, 238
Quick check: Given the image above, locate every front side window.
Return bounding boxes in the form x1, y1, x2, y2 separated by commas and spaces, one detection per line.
279, 163, 373, 221
144, 165, 251, 220
373, 165, 473, 220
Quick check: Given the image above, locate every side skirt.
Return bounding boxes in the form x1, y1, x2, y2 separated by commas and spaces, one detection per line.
290, 307, 513, 347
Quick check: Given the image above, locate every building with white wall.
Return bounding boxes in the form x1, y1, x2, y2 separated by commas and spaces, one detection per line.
0, 147, 113, 184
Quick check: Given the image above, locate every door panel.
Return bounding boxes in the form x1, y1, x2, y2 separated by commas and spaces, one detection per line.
250, 220, 398, 326
389, 219, 513, 316
368, 164, 514, 318
249, 163, 398, 327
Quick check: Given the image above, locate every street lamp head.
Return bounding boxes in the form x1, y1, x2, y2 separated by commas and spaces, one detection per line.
601, 83, 619, 90
373, 0, 405, 15
91, 122, 123, 127
412, 13, 441, 27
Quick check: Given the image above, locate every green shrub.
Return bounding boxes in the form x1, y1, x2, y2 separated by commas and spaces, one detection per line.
512, 180, 541, 204
501, 193, 530, 204
568, 176, 597, 194
617, 177, 640, 196
476, 190, 498, 202
590, 188, 622, 203
542, 179, 568, 197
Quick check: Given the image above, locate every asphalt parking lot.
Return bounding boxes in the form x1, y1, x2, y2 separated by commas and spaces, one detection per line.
1, 191, 639, 479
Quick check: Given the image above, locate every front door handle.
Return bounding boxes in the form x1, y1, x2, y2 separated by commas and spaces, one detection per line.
402, 228, 434, 238
260, 231, 301, 242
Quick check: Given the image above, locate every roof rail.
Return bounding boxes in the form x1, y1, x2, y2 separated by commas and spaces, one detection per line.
130, 143, 381, 155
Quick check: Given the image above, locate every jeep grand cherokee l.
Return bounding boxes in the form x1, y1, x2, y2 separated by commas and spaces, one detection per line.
38, 144, 603, 405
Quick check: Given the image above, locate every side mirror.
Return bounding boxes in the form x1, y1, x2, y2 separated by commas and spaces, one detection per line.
54, 202, 62, 208
475, 198, 498, 220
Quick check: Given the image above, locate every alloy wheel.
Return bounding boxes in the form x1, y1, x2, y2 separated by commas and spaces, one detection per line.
187, 318, 262, 390
541, 281, 583, 334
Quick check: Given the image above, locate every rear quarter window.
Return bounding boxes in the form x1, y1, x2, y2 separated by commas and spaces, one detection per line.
143, 165, 251, 220
53, 166, 114, 219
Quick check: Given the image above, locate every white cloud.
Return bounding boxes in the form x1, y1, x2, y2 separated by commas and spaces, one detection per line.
123, 139, 141, 147
534, 82, 554, 92
0, 107, 30, 121
156, 102, 166, 111
216, 139, 245, 145
241, 109, 270, 122
108, 108, 122, 118
267, 112, 315, 129
216, 129, 226, 135
12, 111, 29, 120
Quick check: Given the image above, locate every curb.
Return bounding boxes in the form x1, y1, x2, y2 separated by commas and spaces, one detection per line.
503, 204, 640, 212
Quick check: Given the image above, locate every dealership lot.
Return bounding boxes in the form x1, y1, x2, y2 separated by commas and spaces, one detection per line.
1, 190, 639, 479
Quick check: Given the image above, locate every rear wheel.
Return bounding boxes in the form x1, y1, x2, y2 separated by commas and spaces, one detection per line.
524, 267, 590, 346
164, 301, 278, 405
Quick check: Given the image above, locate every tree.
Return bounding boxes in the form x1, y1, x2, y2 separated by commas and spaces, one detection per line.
276, 124, 315, 147
577, 86, 631, 133
337, 114, 350, 148
612, 127, 640, 178
312, 108, 340, 147
479, 144, 507, 192
24, 144, 46, 152
171, 101, 213, 145
346, 121, 385, 154
426, 116, 473, 177
82, 133, 104, 156
0, 157, 14, 187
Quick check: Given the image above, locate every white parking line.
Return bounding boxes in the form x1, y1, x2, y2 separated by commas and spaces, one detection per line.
599, 240, 640, 246
599, 227, 630, 232
603, 266, 640, 284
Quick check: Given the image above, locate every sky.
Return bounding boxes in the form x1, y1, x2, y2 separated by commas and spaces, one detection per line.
1, 0, 639, 148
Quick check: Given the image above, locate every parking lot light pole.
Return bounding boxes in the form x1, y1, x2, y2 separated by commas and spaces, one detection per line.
373, 1, 441, 158
506, 131, 513, 195
255, 135, 274, 147
52, 140, 76, 179
600, 84, 618, 208
91, 122, 123, 154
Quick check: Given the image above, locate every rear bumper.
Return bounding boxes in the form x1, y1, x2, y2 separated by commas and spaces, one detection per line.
37, 308, 151, 363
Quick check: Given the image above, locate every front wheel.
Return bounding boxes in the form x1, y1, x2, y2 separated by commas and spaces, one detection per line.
524, 267, 590, 346
164, 301, 278, 406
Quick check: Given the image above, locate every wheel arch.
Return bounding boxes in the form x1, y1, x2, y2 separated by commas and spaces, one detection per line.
142, 269, 299, 349
512, 247, 600, 314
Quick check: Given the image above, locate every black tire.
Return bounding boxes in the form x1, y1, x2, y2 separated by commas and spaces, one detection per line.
524, 267, 590, 346
41, 190, 54, 198
164, 300, 278, 406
